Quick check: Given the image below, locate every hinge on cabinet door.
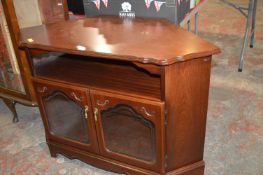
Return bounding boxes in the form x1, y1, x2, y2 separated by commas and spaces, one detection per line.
165, 155, 168, 168
164, 109, 168, 127
84, 106, 89, 119
71, 92, 83, 102
94, 107, 98, 122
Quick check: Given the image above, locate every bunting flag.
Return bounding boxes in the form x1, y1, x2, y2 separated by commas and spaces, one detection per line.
92, 0, 100, 10
154, 1, 165, 12
178, 0, 183, 5
102, 0, 108, 7
145, 0, 154, 8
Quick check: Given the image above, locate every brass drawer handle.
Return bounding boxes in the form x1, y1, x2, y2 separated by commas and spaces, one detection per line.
140, 107, 155, 117
94, 107, 98, 122
96, 99, 109, 107
57, 0, 63, 6
84, 106, 89, 119
37, 86, 48, 93
71, 92, 83, 102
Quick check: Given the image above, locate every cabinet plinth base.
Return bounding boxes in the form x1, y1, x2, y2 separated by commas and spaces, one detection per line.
47, 141, 204, 175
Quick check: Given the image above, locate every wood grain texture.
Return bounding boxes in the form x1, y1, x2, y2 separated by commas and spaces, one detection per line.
32, 53, 162, 100
21, 15, 220, 175
19, 16, 220, 65
48, 141, 205, 175
48, 142, 161, 175
164, 57, 212, 171
90, 90, 165, 173
33, 79, 99, 153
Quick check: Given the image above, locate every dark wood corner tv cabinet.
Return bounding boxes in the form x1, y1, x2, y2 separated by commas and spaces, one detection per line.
19, 16, 220, 175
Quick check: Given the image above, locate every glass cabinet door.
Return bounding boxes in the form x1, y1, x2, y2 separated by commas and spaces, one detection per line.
34, 80, 98, 153
0, 1, 25, 93
1, 0, 68, 96
90, 90, 165, 172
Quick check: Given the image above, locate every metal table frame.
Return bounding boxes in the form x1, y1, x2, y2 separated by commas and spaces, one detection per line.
221, 0, 258, 72
180, 0, 209, 35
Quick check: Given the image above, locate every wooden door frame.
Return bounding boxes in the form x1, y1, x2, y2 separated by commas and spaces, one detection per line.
90, 90, 166, 174
0, 0, 69, 102
33, 79, 99, 153
0, 0, 36, 102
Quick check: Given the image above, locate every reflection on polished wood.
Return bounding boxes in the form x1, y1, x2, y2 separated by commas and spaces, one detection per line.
20, 16, 220, 65
21, 16, 220, 175
32, 53, 161, 100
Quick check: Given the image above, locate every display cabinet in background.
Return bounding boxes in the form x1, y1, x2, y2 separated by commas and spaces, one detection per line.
0, 0, 68, 122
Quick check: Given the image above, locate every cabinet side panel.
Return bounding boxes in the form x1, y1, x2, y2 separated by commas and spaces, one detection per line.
165, 57, 212, 171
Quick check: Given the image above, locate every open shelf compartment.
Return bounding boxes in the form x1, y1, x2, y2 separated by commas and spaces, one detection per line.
30, 51, 162, 100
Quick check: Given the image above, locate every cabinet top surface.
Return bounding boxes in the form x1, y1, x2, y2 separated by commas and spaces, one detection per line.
20, 16, 220, 65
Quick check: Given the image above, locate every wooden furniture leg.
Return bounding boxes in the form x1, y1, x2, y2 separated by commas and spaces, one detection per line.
0, 94, 38, 123
195, 12, 199, 35
2, 98, 18, 123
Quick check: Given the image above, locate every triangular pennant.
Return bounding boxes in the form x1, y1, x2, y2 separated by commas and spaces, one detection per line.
154, 1, 165, 12
92, 0, 100, 10
178, 0, 183, 5
102, 0, 108, 7
145, 0, 154, 8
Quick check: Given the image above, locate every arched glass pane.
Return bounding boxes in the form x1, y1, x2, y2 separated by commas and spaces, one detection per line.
43, 91, 89, 144
101, 104, 156, 161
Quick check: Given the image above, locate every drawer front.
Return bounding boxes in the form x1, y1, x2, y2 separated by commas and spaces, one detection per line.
33, 79, 98, 153
90, 89, 165, 173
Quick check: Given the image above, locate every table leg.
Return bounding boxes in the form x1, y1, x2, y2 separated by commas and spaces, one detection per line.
195, 12, 199, 35
2, 98, 19, 123
238, 0, 255, 72
250, 0, 257, 48
187, 20, 191, 32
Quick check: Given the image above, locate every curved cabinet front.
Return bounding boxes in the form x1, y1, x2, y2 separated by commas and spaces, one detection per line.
90, 90, 165, 173
33, 80, 99, 153
33, 80, 166, 173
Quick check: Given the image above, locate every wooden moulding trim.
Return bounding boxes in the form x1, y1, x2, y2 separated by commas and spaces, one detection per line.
32, 77, 162, 102
18, 43, 167, 66
166, 161, 205, 175
1, 0, 35, 101
0, 87, 27, 100
49, 140, 204, 175
132, 62, 162, 75
0, 92, 37, 106
48, 141, 160, 175
19, 43, 220, 66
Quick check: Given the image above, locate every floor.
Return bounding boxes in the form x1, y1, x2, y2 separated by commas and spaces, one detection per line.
1, 0, 263, 174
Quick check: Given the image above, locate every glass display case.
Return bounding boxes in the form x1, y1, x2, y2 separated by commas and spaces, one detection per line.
0, 1, 25, 94
0, 0, 68, 122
